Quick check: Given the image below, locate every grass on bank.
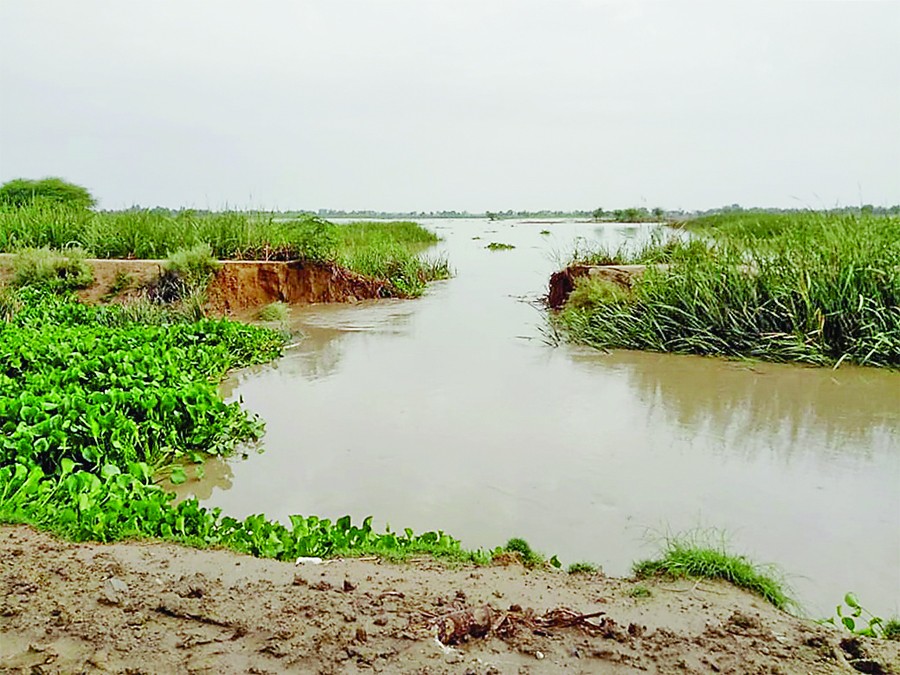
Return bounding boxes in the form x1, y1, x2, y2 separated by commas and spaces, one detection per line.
0, 205, 450, 296
633, 532, 794, 611
555, 211, 900, 368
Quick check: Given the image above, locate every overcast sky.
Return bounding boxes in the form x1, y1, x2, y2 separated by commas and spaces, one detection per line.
1, 1, 898, 211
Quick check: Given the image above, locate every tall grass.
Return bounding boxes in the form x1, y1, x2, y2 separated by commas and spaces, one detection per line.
0, 204, 337, 261
336, 221, 450, 296
556, 211, 900, 367
0, 206, 450, 296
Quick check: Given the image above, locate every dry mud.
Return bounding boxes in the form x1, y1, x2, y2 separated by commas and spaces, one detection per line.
2, 526, 897, 674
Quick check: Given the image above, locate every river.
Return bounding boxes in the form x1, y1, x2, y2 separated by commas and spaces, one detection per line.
181, 218, 900, 619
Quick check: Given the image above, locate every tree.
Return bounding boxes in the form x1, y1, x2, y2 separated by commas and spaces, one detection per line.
592, 207, 605, 221
652, 207, 665, 221
0, 177, 96, 209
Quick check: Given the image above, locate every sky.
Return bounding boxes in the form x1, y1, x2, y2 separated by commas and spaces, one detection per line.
1, 1, 898, 212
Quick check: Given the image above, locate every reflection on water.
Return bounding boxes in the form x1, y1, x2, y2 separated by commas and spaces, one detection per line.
573, 351, 899, 457
191, 219, 898, 618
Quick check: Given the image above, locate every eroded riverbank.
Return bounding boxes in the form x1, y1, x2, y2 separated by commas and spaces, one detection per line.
3, 524, 898, 674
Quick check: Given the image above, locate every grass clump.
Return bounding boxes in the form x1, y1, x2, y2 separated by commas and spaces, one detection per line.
499, 537, 561, 569
567, 561, 599, 575
257, 301, 289, 322
164, 242, 221, 288
628, 584, 652, 598
555, 210, 900, 367
486, 242, 515, 251
633, 532, 793, 611
11, 247, 94, 291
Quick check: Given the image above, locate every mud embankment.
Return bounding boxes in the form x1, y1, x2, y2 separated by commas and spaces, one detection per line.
3, 525, 898, 674
0, 255, 393, 314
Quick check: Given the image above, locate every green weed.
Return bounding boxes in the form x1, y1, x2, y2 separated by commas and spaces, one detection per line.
824, 593, 900, 640
257, 301, 289, 322
633, 531, 793, 610
486, 242, 515, 251
567, 561, 599, 574
11, 247, 94, 292
628, 584, 652, 598
100, 270, 133, 302
164, 243, 221, 288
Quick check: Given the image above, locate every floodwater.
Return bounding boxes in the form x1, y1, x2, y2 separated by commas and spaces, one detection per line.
181, 219, 900, 618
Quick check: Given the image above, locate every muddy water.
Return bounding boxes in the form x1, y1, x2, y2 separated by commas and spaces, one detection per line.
184, 219, 900, 618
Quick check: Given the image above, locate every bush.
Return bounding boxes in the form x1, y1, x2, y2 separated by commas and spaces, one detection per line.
164, 243, 221, 288
0, 178, 95, 209
11, 248, 94, 291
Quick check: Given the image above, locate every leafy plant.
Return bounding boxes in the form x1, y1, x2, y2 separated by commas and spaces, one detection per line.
11, 247, 94, 291
824, 593, 900, 639
486, 242, 515, 251
164, 243, 221, 288
567, 561, 599, 574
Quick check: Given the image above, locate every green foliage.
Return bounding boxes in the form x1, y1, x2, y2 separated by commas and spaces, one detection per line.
539, 230, 551, 235
633, 532, 793, 611
100, 270, 133, 302
11, 248, 94, 291
501, 537, 560, 569
628, 584, 652, 598
256, 301, 289, 322
564, 276, 630, 311
486, 242, 515, 251
823, 593, 900, 640
0, 177, 95, 209
336, 221, 449, 297
165, 243, 221, 288
0, 291, 486, 566
556, 211, 900, 367
567, 561, 599, 574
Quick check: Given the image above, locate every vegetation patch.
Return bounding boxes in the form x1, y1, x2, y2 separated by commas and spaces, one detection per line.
486, 242, 515, 251
11, 247, 94, 292
824, 593, 900, 640
0, 290, 489, 564
633, 532, 793, 611
567, 561, 599, 575
256, 301, 289, 323
555, 211, 900, 367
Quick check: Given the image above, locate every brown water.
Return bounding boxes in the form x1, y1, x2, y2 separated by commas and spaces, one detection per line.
181, 219, 900, 618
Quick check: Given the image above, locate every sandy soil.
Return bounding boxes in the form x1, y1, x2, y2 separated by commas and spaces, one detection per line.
2, 526, 896, 674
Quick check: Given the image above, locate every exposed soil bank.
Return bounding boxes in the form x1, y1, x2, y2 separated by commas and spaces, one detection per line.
2, 526, 897, 674
0, 255, 392, 314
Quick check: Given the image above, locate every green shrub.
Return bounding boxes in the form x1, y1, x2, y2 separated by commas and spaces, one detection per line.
164, 243, 221, 288
11, 248, 94, 291
567, 561, 599, 574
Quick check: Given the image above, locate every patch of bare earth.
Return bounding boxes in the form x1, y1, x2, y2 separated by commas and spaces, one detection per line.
2, 526, 897, 674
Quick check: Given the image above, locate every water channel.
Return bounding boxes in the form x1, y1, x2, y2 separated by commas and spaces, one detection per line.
181, 219, 900, 618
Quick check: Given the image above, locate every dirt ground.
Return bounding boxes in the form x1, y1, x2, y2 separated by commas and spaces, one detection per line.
2, 526, 897, 674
